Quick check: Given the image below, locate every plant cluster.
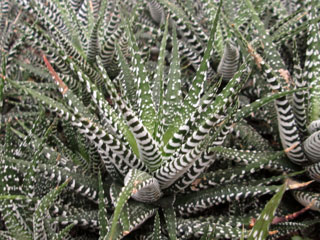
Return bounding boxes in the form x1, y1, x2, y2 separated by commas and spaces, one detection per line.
1, 0, 320, 239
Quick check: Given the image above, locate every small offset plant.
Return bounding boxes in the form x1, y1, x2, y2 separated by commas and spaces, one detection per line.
1, 0, 320, 239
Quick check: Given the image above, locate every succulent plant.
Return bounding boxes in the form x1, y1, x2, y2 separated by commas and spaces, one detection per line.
1, 0, 320, 239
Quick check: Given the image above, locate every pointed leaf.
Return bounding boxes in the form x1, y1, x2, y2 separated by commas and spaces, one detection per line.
247, 182, 287, 240
181, 0, 222, 123
163, 24, 182, 129
107, 169, 156, 239
153, 15, 169, 143
161, 196, 177, 240
98, 172, 109, 238
123, 17, 156, 134
152, 212, 161, 240
33, 178, 71, 240
52, 223, 75, 240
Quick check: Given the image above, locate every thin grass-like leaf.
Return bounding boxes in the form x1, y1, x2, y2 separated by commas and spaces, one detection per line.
152, 211, 161, 240
98, 172, 109, 239
163, 24, 182, 131
153, 15, 169, 144
106, 169, 156, 240
247, 182, 287, 240
160, 196, 177, 240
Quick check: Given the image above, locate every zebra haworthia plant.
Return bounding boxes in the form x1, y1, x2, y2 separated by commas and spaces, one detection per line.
1, 0, 320, 239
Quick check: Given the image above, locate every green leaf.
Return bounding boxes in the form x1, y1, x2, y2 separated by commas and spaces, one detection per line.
119, 202, 131, 234
86, 0, 95, 38
240, 225, 245, 240
0, 67, 4, 108
106, 169, 154, 240
181, 0, 222, 122
153, 15, 169, 142
16, 60, 51, 80
54, 0, 84, 51
95, 56, 140, 158
269, 9, 306, 39
175, 184, 280, 215
304, 0, 320, 122
52, 223, 75, 240
116, 43, 138, 111
291, 236, 312, 240
242, 0, 287, 87
247, 182, 287, 240
162, 0, 223, 146
0, 195, 32, 200
163, 24, 182, 129
22, 113, 55, 197
98, 172, 109, 238
33, 178, 71, 240
52, 0, 83, 52
123, 17, 156, 134
161, 196, 177, 240
152, 212, 161, 240
235, 87, 309, 122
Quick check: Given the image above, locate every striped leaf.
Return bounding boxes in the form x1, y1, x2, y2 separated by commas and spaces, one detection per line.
176, 217, 242, 239
180, 0, 221, 124
124, 169, 162, 203
33, 179, 70, 240
52, 0, 85, 51
228, 14, 307, 165
123, 17, 156, 135
161, 0, 223, 155
9, 80, 144, 177
304, 0, 320, 123
153, 15, 169, 143
303, 129, 320, 163
96, 56, 161, 171
217, 40, 240, 82
175, 183, 279, 216
87, 16, 102, 63
157, 66, 246, 189
157, 0, 208, 55
115, 43, 138, 111
147, 0, 165, 25
293, 191, 320, 212
163, 25, 182, 130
